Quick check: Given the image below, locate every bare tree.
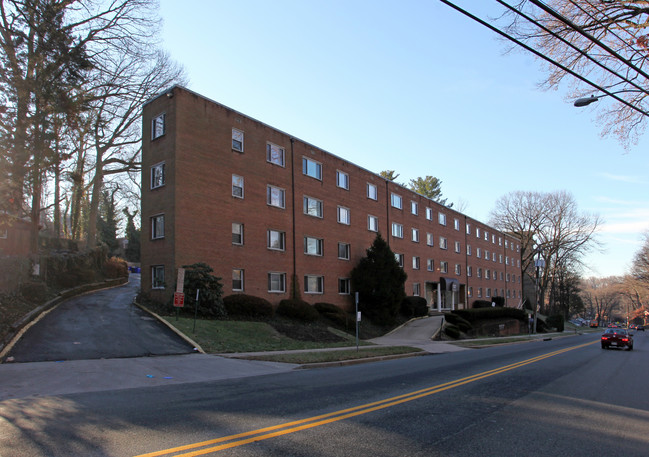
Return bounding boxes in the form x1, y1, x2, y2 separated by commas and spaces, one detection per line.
581, 276, 621, 325
503, 1, 649, 147
489, 190, 601, 313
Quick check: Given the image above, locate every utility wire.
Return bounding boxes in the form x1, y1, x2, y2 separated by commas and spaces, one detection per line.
438, 0, 649, 117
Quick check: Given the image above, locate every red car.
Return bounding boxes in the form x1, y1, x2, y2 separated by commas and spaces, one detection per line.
601, 328, 634, 350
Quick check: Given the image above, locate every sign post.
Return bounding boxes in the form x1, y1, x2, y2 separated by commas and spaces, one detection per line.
355, 292, 360, 351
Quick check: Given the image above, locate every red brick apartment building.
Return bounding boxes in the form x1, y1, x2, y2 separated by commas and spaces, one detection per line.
141, 86, 523, 312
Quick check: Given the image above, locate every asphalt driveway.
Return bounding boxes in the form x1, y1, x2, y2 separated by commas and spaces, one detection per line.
5, 274, 195, 363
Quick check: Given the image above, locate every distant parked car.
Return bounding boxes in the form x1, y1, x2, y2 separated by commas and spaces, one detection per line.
636, 324, 645, 331
601, 328, 634, 350
590, 320, 598, 328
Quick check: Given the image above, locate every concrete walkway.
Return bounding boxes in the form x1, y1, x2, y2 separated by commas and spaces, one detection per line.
369, 315, 468, 353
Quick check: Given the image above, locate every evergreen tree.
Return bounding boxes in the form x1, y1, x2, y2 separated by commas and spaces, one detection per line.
97, 189, 119, 256
123, 208, 140, 263
351, 233, 407, 325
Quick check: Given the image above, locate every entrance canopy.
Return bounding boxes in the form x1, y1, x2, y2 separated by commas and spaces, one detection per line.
440, 277, 459, 292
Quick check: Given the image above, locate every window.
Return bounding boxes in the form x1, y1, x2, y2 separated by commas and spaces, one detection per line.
467, 266, 472, 277
411, 228, 419, 242
337, 206, 350, 225
486, 288, 491, 298
454, 219, 460, 231
0, 228, 6, 239
476, 228, 481, 238
151, 265, 164, 289
478, 287, 483, 298
391, 193, 402, 209
455, 264, 461, 275
440, 261, 448, 274
268, 272, 286, 293
304, 236, 324, 256
466, 223, 471, 235
485, 250, 489, 260
268, 230, 285, 251
232, 223, 243, 245
336, 171, 349, 189
151, 214, 164, 239
267, 185, 285, 208
492, 234, 496, 244
339, 278, 351, 295
492, 252, 497, 262
439, 237, 447, 250
150, 162, 165, 189
367, 183, 377, 200
395, 253, 404, 267
476, 247, 482, 258
486, 269, 491, 279
232, 174, 244, 198
411, 201, 418, 215
232, 269, 244, 291
506, 256, 510, 266
392, 222, 403, 238
477, 268, 482, 278
426, 233, 434, 247
412, 256, 420, 270
413, 283, 421, 296
426, 208, 433, 220
499, 254, 503, 263
302, 157, 322, 180
267, 143, 285, 166
498, 236, 502, 246
338, 242, 350, 260
467, 245, 472, 256
368, 215, 379, 232
232, 128, 244, 152
303, 196, 323, 218
455, 241, 461, 253
427, 259, 435, 271
305, 275, 324, 294
484, 231, 489, 241
151, 113, 165, 140
468, 287, 473, 298
438, 213, 446, 225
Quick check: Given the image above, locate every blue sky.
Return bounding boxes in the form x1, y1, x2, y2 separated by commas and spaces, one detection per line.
158, 0, 649, 278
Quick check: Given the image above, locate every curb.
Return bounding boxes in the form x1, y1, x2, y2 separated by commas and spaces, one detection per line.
0, 277, 128, 361
297, 350, 430, 369
133, 302, 206, 354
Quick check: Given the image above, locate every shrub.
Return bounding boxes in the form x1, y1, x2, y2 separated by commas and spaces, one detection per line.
492, 296, 505, 307
452, 307, 528, 323
546, 314, 565, 332
19, 281, 49, 303
472, 300, 493, 308
181, 262, 225, 318
401, 296, 429, 318
315, 302, 352, 328
444, 312, 472, 332
444, 324, 460, 339
223, 294, 273, 319
104, 257, 128, 279
276, 299, 319, 322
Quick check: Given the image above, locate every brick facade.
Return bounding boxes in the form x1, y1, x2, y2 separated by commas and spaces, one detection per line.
141, 86, 523, 311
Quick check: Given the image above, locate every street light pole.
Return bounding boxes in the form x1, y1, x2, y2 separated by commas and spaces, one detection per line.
533, 248, 545, 334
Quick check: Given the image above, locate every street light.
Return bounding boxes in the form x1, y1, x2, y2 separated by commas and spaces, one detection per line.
573, 89, 645, 108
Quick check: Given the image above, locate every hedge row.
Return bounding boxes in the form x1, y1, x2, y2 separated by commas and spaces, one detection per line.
451, 307, 528, 323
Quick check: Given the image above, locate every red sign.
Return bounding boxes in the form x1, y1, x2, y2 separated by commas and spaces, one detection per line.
173, 292, 185, 308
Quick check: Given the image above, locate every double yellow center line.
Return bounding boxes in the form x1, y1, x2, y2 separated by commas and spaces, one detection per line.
135, 341, 595, 457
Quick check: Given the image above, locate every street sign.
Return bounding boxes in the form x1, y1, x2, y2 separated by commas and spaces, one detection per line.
173, 292, 185, 308
176, 268, 185, 293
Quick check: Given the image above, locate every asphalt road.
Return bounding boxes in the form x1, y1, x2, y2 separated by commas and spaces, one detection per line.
2, 330, 648, 457
5, 274, 194, 362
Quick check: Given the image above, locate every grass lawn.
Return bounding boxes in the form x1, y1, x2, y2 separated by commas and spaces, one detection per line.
167, 317, 373, 354
240, 346, 424, 364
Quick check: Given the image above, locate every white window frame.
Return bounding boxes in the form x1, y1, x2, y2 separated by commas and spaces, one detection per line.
413, 283, 421, 296
232, 128, 244, 152
412, 256, 420, 270
337, 206, 350, 225
395, 253, 404, 267
151, 214, 164, 240
440, 261, 448, 274
267, 143, 285, 166
232, 222, 243, 245
338, 278, 351, 295
411, 201, 418, 215
426, 233, 434, 247
232, 269, 244, 291
152, 113, 165, 140
427, 259, 435, 271
454, 218, 460, 231
336, 170, 349, 190
304, 236, 324, 256
267, 185, 286, 208
268, 230, 285, 251
302, 157, 322, 180
303, 196, 323, 218
304, 275, 324, 294
392, 222, 403, 238
368, 215, 378, 232
151, 265, 165, 289
439, 237, 447, 250
367, 183, 378, 200
426, 207, 433, 220
150, 162, 165, 189
455, 241, 461, 253
467, 245, 472, 256
438, 213, 447, 226
467, 266, 473, 277
232, 174, 244, 198
391, 193, 402, 209
455, 264, 461, 275
268, 272, 286, 293
338, 242, 350, 260
411, 228, 419, 243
